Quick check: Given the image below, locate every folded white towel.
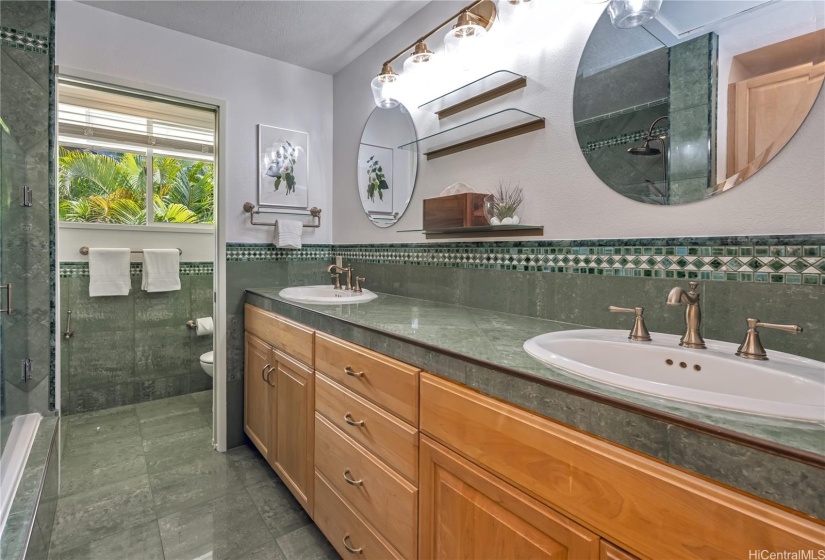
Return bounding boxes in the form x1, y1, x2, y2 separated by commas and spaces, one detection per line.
276, 219, 303, 249
142, 249, 181, 292
88, 248, 131, 297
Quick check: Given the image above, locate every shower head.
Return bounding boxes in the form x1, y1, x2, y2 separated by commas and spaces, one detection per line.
627, 140, 661, 156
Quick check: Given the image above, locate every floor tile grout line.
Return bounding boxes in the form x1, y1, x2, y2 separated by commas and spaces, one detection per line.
242, 483, 303, 560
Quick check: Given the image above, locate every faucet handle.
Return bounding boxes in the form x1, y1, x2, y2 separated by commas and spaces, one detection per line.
353, 277, 365, 294
736, 318, 803, 361
608, 306, 652, 342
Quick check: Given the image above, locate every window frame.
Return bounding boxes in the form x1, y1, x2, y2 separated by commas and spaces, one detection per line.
57, 88, 216, 231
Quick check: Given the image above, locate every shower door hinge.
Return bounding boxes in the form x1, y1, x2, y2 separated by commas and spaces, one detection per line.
22, 358, 33, 382
22, 186, 33, 207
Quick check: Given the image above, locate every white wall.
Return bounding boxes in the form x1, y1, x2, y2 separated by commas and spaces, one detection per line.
332, 1, 825, 243
56, 0, 333, 248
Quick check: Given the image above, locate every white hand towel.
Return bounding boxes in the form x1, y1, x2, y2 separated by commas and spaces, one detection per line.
142, 249, 181, 292
88, 248, 131, 297
276, 219, 303, 249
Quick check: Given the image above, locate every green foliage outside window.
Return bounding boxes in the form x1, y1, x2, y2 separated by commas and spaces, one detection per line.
58, 147, 214, 224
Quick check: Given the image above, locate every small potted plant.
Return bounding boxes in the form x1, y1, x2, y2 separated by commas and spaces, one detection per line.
484, 182, 525, 225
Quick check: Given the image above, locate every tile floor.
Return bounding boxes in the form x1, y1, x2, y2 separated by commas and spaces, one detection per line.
48, 391, 338, 560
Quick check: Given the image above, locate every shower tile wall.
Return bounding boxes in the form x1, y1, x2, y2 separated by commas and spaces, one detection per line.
578, 104, 669, 202
0, 0, 54, 417
668, 33, 719, 203
59, 266, 213, 415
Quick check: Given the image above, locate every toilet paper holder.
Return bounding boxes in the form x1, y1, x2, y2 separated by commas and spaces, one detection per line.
186, 320, 197, 329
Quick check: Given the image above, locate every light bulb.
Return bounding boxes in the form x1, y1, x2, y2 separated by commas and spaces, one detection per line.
607, 0, 662, 28
370, 63, 400, 108
444, 11, 487, 54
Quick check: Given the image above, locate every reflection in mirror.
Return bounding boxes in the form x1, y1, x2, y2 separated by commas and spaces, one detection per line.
574, 0, 824, 205
358, 104, 418, 227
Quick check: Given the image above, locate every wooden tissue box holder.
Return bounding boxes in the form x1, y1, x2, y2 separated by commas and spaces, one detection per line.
423, 193, 488, 230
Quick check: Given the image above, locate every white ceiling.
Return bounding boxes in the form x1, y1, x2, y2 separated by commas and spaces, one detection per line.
76, 0, 431, 75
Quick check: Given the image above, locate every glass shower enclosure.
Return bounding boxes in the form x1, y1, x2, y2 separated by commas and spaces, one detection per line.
0, 0, 56, 551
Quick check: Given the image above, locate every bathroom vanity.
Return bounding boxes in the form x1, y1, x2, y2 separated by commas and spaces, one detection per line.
242, 294, 824, 560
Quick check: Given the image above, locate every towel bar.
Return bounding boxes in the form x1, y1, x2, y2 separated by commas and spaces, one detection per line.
242, 202, 321, 228
79, 247, 183, 255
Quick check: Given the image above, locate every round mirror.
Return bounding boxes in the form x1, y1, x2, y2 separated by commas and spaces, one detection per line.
574, 0, 824, 205
358, 104, 418, 227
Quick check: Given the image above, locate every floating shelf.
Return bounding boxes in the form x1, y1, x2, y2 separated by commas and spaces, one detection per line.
398, 224, 544, 239
399, 108, 545, 160
419, 70, 527, 120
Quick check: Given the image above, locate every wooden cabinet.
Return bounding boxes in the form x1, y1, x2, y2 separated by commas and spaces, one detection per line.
244, 312, 314, 516
600, 541, 639, 560
420, 435, 600, 560
420, 372, 825, 560
272, 350, 314, 516
244, 333, 273, 457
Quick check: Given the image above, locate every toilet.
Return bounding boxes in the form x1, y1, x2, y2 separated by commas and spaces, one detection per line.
199, 351, 213, 377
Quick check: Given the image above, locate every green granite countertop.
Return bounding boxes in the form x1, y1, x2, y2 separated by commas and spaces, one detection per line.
247, 287, 824, 459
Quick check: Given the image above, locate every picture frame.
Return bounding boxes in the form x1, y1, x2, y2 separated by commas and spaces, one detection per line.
257, 124, 309, 209
357, 143, 394, 215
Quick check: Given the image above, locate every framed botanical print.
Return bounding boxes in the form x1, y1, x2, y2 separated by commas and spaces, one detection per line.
357, 143, 394, 215
258, 124, 309, 208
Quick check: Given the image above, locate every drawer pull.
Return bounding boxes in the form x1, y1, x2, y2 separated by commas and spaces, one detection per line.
344, 412, 365, 427
261, 364, 274, 383
342, 534, 363, 554
344, 366, 364, 378
343, 468, 363, 486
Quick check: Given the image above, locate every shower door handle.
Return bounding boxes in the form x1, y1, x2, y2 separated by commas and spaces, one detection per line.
0, 283, 11, 314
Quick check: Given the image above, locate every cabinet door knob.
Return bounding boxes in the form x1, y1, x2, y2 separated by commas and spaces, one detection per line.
342, 534, 363, 554
344, 366, 364, 378
344, 412, 365, 427
343, 468, 363, 486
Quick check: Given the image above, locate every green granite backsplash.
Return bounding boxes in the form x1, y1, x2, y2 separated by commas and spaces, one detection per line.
59, 265, 214, 414
223, 237, 824, 448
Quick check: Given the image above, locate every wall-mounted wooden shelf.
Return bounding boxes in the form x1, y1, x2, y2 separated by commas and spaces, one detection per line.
399, 109, 545, 161
398, 224, 544, 239
419, 70, 527, 120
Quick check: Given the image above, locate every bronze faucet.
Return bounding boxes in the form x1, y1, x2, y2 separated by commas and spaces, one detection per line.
666, 282, 706, 349
327, 264, 353, 291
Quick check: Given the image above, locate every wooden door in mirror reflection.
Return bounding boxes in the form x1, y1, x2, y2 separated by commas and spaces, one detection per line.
728, 29, 825, 178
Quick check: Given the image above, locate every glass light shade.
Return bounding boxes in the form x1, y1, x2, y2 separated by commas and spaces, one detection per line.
496, 0, 537, 26
443, 15, 487, 54
607, 0, 663, 28
370, 71, 401, 108
403, 43, 435, 75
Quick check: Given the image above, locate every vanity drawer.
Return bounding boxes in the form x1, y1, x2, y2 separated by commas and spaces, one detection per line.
315, 471, 405, 560
419, 373, 825, 560
315, 413, 417, 559
315, 332, 419, 425
316, 373, 418, 484
244, 304, 313, 366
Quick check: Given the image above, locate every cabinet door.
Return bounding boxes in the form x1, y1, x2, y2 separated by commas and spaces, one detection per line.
244, 333, 273, 458
419, 435, 599, 560
272, 349, 314, 515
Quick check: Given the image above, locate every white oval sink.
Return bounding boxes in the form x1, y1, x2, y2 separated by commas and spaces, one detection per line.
279, 285, 378, 305
523, 330, 825, 422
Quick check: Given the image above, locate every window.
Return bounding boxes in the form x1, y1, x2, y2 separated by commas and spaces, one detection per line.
57, 79, 216, 225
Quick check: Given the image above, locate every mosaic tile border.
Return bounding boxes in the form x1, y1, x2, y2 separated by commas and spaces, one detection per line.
0, 26, 49, 54
332, 236, 825, 286
59, 261, 214, 277
226, 243, 332, 262
581, 126, 668, 155
574, 97, 669, 128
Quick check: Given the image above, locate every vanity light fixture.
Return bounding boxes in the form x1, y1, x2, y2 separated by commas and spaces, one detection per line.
370, 0, 497, 107
370, 63, 401, 108
608, 0, 663, 28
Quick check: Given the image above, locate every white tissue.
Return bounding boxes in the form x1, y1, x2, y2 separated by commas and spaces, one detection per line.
195, 317, 214, 337
439, 182, 475, 196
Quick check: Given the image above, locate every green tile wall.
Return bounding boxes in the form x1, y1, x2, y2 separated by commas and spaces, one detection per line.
59, 266, 213, 415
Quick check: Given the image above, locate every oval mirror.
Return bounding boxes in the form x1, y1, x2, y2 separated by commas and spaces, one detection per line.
358, 104, 418, 227
574, 0, 824, 205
